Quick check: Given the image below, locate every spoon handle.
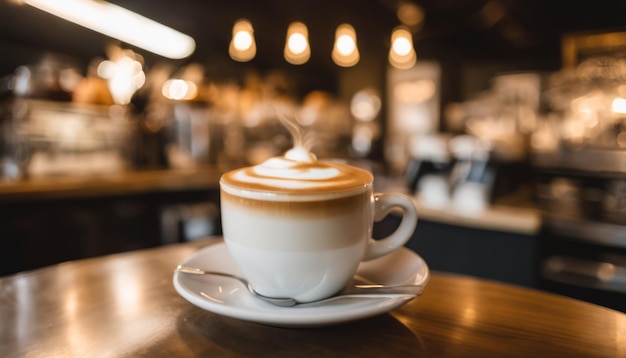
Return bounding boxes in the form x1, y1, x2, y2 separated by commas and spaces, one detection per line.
341, 284, 425, 296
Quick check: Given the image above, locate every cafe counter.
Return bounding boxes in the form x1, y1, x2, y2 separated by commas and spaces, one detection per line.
0, 167, 223, 203
0, 168, 224, 276
0, 168, 541, 288
0, 168, 538, 232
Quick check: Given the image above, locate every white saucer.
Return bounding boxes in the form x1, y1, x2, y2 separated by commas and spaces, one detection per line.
173, 239, 429, 327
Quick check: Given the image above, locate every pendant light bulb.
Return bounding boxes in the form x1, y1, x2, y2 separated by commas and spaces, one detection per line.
229, 19, 256, 62
332, 24, 360, 67
389, 26, 416, 69
284, 21, 311, 65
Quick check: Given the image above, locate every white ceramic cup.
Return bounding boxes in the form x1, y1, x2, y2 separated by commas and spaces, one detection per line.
220, 155, 418, 303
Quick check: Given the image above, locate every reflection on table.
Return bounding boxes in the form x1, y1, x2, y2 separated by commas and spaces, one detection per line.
1, 237, 624, 357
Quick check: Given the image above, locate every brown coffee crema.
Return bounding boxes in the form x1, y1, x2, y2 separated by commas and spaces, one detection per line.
220, 189, 371, 218
220, 160, 374, 195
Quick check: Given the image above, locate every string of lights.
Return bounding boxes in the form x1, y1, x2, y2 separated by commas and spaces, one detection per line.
229, 19, 417, 69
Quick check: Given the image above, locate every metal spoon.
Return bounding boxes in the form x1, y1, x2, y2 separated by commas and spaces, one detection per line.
176, 265, 296, 306
175, 264, 425, 307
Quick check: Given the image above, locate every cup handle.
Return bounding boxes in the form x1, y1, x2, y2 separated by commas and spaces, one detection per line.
363, 193, 418, 261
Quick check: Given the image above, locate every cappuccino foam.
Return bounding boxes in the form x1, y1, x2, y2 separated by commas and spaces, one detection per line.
220, 152, 373, 201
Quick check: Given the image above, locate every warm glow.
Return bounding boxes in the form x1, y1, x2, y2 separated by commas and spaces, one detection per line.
284, 22, 310, 65
337, 35, 354, 55
397, 2, 424, 28
351, 89, 381, 121
97, 53, 145, 105
229, 19, 256, 62
234, 32, 253, 50
22, 0, 195, 59
612, 97, 626, 114
389, 27, 416, 69
161, 79, 198, 101
288, 33, 308, 54
332, 24, 360, 67
393, 37, 412, 56
394, 80, 436, 103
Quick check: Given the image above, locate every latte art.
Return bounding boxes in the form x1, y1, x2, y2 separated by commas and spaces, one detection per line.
220, 148, 373, 198
253, 158, 340, 181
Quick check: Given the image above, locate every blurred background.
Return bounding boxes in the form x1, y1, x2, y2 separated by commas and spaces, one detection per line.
0, 0, 625, 312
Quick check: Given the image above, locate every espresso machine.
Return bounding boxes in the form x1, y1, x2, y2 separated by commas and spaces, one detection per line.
532, 57, 626, 312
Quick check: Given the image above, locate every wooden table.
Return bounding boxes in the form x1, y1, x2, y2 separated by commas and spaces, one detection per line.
1, 238, 625, 357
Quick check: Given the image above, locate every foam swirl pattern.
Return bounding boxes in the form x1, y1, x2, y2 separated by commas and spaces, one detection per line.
220, 154, 373, 201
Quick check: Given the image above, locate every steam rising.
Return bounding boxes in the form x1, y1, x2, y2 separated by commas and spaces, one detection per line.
277, 112, 316, 155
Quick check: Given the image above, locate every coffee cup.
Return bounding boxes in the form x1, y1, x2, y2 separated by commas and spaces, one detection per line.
219, 148, 418, 303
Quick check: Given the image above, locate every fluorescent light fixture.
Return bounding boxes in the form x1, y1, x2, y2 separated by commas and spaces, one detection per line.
22, 0, 196, 59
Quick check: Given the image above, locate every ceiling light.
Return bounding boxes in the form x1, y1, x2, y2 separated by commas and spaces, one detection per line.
229, 19, 256, 62
389, 26, 416, 69
22, 0, 196, 59
284, 22, 310, 65
332, 24, 360, 67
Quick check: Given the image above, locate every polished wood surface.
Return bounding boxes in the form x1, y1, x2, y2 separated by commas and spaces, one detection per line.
1, 238, 624, 358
